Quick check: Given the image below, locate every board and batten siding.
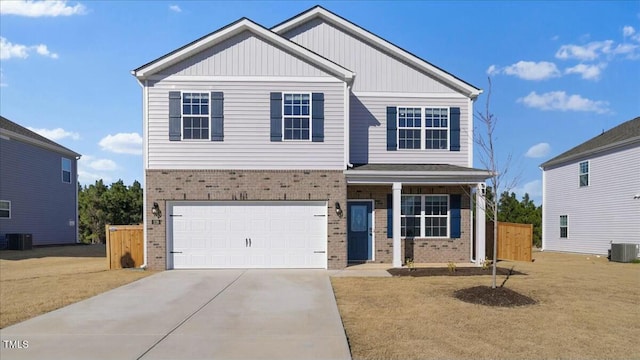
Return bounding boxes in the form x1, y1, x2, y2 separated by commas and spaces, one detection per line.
350, 94, 470, 166
282, 18, 457, 94
0, 137, 77, 245
543, 144, 640, 254
146, 80, 345, 170
157, 30, 331, 78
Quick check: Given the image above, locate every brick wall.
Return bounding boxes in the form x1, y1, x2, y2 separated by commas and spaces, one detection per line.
146, 170, 347, 270
347, 184, 473, 264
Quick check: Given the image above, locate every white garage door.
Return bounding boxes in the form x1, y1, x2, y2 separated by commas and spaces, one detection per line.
168, 201, 327, 269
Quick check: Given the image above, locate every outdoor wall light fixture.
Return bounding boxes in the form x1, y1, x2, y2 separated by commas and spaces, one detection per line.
335, 202, 343, 218
152, 202, 162, 218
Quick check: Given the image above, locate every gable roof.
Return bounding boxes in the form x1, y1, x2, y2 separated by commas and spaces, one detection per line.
540, 116, 640, 169
272, 6, 482, 99
132, 17, 354, 82
0, 115, 81, 158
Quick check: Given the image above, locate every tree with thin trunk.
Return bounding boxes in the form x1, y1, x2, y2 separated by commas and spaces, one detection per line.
475, 78, 518, 289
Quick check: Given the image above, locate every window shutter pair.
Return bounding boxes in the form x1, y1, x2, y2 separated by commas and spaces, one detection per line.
385, 106, 461, 151
270, 92, 324, 142
168, 91, 224, 141
386, 193, 462, 239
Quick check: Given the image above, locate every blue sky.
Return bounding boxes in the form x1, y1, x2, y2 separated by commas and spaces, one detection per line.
1, 0, 639, 204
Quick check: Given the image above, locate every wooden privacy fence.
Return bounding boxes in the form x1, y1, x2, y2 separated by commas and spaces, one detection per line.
486, 221, 533, 262
106, 225, 143, 269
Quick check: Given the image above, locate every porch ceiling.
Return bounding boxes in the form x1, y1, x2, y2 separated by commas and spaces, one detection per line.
344, 164, 493, 185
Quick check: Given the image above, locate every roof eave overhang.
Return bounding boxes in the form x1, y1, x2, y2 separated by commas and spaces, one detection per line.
540, 137, 640, 170
344, 170, 493, 185
272, 7, 481, 99
0, 129, 81, 158
132, 19, 354, 83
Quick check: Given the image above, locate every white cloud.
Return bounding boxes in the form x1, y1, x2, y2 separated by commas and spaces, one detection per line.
0, 0, 87, 17
486, 64, 498, 76
0, 37, 58, 60
27, 126, 80, 141
518, 91, 610, 114
555, 40, 614, 61
99, 132, 142, 155
565, 63, 606, 80
514, 180, 542, 201
169, 4, 181, 12
623, 25, 636, 37
88, 158, 117, 171
78, 169, 112, 184
0, 69, 7, 87
489, 61, 560, 81
77, 155, 116, 184
525, 143, 551, 158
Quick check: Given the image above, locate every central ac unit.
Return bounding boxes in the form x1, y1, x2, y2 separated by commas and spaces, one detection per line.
610, 243, 639, 263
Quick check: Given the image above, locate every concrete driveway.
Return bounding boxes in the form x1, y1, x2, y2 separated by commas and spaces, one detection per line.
0, 270, 351, 360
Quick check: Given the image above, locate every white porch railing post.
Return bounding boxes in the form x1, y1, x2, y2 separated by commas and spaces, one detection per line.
475, 183, 487, 265
392, 182, 402, 268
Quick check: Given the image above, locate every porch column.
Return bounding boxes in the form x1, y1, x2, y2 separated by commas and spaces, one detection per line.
392, 182, 402, 268
475, 183, 487, 265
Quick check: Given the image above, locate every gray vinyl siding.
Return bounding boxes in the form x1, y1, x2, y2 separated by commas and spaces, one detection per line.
282, 18, 457, 93
158, 30, 330, 78
542, 144, 640, 254
0, 137, 77, 246
147, 80, 345, 170
350, 93, 470, 166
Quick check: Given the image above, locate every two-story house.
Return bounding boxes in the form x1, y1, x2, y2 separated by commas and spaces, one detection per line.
0, 116, 81, 247
541, 117, 640, 255
132, 6, 491, 270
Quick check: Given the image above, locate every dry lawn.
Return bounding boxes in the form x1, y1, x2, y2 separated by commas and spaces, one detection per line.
332, 251, 640, 360
0, 245, 154, 328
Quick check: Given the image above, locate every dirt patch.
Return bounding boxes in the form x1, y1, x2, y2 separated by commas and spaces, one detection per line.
454, 285, 537, 307
0, 244, 154, 328
388, 266, 526, 277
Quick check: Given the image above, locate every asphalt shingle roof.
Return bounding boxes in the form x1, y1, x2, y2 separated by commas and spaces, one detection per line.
0, 115, 80, 157
349, 164, 490, 172
540, 117, 640, 168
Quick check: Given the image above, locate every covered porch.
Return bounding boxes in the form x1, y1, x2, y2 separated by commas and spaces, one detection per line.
344, 164, 492, 268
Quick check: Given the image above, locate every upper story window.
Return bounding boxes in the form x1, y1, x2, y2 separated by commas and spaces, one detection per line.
396, 107, 449, 150
560, 215, 568, 238
62, 158, 72, 183
579, 161, 589, 187
182, 92, 210, 140
283, 93, 311, 140
0, 200, 10, 219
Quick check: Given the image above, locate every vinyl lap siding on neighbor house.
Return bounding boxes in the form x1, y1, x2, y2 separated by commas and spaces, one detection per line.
282, 18, 457, 93
0, 137, 77, 245
157, 30, 331, 78
146, 80, 345, 170
543, 144, 640, 254
350, 94, 470, 165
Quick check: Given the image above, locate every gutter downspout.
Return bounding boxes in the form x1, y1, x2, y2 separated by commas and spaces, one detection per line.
135, 76, 149, 269
75, 156, 81, 244
344, 81, 353, 169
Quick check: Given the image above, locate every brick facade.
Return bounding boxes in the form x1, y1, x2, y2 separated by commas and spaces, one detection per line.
347, 185, 473, 264
145, 169, 347, 270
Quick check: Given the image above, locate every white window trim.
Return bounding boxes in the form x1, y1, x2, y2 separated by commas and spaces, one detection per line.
396, 106, 450, 151
62, 158, 72, 184
401, 194, 450, 238
282, 92, 312, 142
0, 200, 10, 219
579, 160, 589, 187
560, 215, 568, 238
181, 91, 211, 141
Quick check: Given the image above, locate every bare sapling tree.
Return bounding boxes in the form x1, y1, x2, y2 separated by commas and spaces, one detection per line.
475, 77, 519, 289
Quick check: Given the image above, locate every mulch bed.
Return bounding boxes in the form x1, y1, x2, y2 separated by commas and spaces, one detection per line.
454, 286, 538, 307
387, 267, 526, 277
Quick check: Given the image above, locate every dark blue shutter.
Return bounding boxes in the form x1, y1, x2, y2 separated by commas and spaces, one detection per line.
169, 91, 181, 141
210, 92, 224, 141
387, 107, 397, 151
450, 194, 461, 238
450, 107, 461, 151
311, 93, 324, 142
270, 92, 282, 142
387, 193, 393, 238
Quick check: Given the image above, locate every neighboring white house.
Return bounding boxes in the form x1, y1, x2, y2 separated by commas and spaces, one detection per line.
541, 116, 640, 255
132, 6, 492, 270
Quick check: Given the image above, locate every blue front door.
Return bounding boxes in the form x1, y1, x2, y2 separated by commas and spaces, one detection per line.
347, 201, 373, 262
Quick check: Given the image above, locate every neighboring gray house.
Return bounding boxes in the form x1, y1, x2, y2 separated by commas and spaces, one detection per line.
0, 116, 81, 247
541, 117, 640, 255
132, 6, 491, 270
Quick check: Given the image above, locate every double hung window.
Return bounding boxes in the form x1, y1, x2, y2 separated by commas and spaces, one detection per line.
283, 93, 311, 140
397, 107, 449, 150
400, 195, 449, 238
182, 92, 209, 140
